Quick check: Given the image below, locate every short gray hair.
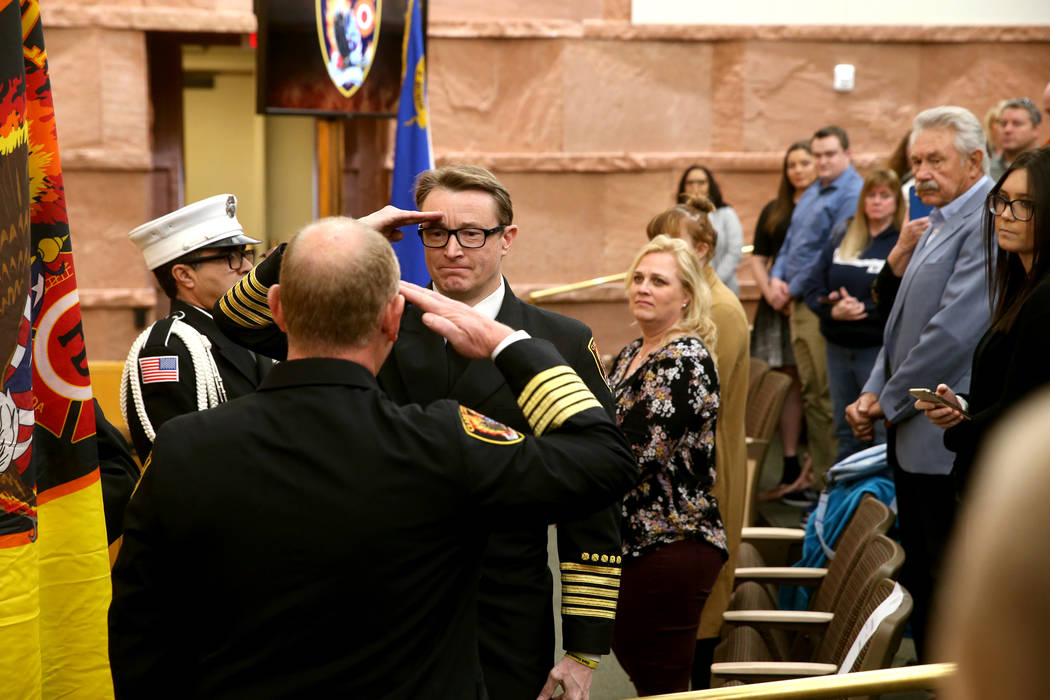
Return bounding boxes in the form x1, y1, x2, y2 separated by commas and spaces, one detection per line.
1002, 97, 1042, 126
911, 106, 989, 175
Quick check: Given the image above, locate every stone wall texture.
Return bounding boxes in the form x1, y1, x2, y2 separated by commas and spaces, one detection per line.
38, 0, 1050, 357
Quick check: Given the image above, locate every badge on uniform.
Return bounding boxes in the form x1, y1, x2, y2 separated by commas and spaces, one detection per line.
459, 406, 523, 445
139, 356, 179, 384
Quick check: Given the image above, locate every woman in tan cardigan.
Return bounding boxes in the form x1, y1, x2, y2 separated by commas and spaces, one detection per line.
645, 196, 750, 687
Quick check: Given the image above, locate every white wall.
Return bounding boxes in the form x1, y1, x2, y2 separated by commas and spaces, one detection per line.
632, 0, 1050, 26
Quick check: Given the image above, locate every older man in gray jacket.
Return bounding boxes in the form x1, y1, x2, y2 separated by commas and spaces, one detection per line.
846, 105, 994, 663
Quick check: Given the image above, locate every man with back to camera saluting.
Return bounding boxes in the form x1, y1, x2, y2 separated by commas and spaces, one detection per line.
215, 165, 624, 700
108, 215, 636, 699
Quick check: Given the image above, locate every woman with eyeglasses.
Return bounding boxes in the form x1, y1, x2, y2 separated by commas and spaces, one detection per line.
609, 234, 727, 696
676, 165, 744, 294
915, 146, 1050, 494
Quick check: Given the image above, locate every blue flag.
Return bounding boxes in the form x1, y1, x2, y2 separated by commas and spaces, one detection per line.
389, 0, 434, 285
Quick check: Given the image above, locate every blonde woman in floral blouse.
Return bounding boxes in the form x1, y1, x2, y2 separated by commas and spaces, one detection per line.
610, 235, 728, 695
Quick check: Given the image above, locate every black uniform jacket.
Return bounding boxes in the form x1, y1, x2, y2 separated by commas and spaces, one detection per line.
108, 339, 635, 700
94, 399, 140, 544
124, 299, 270, 458
215, 247, 624, 699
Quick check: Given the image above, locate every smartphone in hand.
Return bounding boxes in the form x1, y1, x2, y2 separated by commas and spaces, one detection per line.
909, 388, 971, 420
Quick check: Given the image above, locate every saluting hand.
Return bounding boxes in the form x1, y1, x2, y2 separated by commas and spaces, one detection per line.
357, 205, 443, 243
399, 282, 515, 359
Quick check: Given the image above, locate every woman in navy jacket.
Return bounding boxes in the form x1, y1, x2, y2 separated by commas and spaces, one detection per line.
803, 169, 904, 462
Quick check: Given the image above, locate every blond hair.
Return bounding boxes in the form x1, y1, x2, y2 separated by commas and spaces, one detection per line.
280, 217, 400, 349
838, 169, 906, 261
413, 164, 514, 225
626, 234, 717, 358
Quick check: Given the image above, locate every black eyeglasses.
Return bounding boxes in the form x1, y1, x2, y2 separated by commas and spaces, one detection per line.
417, 224, 505, 249
987, 193, 1035, 222
184, 248, 255, 270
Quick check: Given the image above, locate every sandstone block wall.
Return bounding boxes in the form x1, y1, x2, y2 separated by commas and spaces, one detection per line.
40, 0, 254, 360
36, 0, 1050, 357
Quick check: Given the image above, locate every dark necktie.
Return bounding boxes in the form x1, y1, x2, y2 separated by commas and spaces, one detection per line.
445, 341, 469, 391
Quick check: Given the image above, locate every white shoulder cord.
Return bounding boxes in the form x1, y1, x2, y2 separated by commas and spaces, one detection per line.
120, 318, 228, 445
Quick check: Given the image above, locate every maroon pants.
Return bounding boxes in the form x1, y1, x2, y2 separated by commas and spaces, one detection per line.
613, 539, 724, 696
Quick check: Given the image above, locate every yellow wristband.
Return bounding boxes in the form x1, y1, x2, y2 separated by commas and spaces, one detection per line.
565, 652, 599, 669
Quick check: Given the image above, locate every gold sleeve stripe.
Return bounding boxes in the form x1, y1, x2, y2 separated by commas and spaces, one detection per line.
523, 374, 583, 419
218, 294, 265, 329
561, 562, 621, 576
219, 283, 272, 328
229, 285, 273, 324
241, 268, 270, 302
234, 277, 271, 313
519, 366, 575, 411
529, 384, 595, 432
562, 595, 619, 610
562, 606, 616, 620
536, 396, 604, 435
517, 366, 602, 435
562, 573, 621, 588
563, 585, 620, 599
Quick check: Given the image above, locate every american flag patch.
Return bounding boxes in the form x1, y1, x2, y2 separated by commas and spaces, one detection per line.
139, 355, 179, 384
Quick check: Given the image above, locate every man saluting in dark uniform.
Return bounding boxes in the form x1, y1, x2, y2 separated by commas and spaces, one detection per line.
121, 194, 270, 458
215, 166, 623, 699
108, 217, 636, 699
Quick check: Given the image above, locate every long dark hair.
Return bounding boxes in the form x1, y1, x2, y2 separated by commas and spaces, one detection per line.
762, 141, 812, 236
676, 164, 727, 209
886, 131, 912, 182
986, 146, 1050, 333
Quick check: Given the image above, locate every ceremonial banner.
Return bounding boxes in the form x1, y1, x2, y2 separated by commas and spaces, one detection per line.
389, 0, 433, 286
0, 1, 114, 697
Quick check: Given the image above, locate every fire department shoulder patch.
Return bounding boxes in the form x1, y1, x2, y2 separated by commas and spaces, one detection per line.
459, 406, 524, 445
587, 337, 610, 389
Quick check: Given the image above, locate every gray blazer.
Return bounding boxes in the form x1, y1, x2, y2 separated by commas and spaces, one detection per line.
863, 176, 994, 475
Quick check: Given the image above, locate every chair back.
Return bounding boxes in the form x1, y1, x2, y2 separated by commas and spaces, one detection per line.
743, 364, 793, 525
837, 577, 913, 680
746, 360, 792, 443
813, 534, 905, 665
809, 495, 894, 613
747, 357, 771, 407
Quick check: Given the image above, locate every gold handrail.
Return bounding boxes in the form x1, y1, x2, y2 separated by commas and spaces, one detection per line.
626, 662, 956, 699
529, 273, 627, 302
528, 246, 755, 303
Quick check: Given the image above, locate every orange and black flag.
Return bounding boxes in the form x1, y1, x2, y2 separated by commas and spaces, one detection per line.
1, 1, 114, 697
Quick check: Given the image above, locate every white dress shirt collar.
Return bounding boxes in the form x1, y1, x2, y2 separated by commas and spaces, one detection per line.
451, 276, 505, 320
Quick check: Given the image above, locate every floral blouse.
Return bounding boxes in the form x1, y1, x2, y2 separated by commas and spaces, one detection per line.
609, 336, 727, 560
